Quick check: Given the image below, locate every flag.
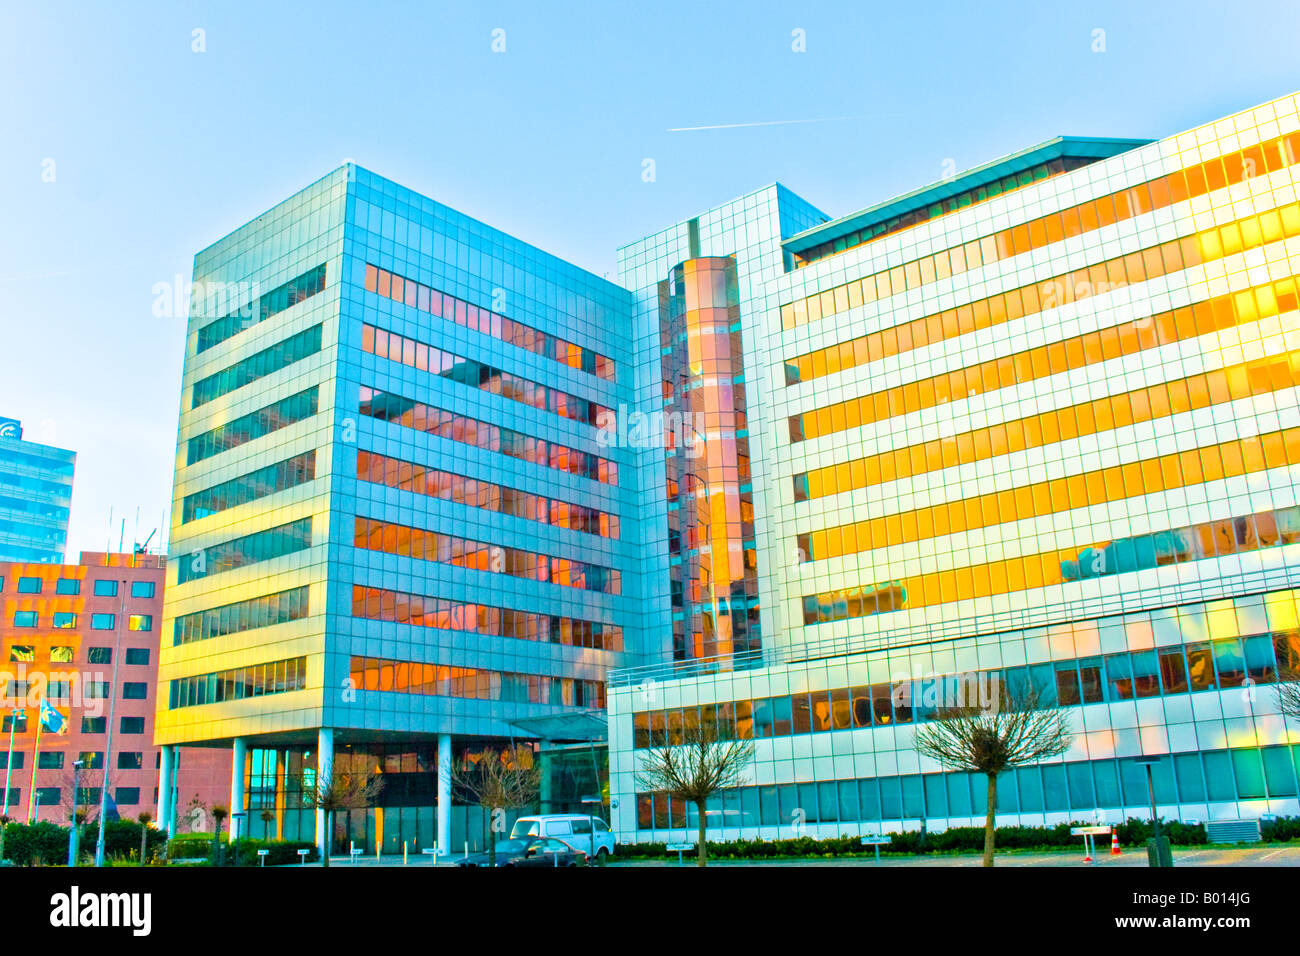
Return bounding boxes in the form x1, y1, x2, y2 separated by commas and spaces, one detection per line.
38, 697, 66, 735
103, 791, 120, 823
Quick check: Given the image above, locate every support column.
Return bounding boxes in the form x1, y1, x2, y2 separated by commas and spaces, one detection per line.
230, 737, 247, 841
165, 747, 179, 836
157, 745, 174, 831
316, 728, 334, 861
273, 749, 285, 841
437, 733, 451, 856
539, 750, 553, 814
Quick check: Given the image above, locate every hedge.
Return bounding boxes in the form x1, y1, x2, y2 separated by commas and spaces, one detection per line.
166, 834, 318, 866
232, 839, 319, 866
617, 816, 1300, 859
1, 819, 167, 865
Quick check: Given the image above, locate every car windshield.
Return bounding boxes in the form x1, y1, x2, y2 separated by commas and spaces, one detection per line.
489, 840, 529, 856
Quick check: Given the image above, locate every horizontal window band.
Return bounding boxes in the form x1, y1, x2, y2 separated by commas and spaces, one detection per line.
801, 501, 1300, 624
781, 129, 1300, 331
356, 449, 618, 539
365, 263, 614, 381
799, 424, 1300, 563
790, 274, 1298, 442
784, 198, 1300, 390
794, 347, 1300, 503
363, 322, 612, 430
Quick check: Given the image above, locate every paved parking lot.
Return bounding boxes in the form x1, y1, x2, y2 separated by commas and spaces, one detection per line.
607, 843, 1300, 867
307, 842, 1300, 867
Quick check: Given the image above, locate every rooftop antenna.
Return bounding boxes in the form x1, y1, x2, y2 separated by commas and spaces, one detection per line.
119, 518, 125, 558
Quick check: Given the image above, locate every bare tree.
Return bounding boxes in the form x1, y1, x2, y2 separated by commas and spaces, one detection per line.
298, 763, 384, 867
449, 744, 540, 866
1278, 679, 1300, 722
634, 719, 754, 867
55, 765, 116, 825
180, 794, 209, 834
914, 684, 1071, 867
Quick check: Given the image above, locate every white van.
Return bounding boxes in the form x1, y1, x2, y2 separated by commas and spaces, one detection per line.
509, 814, 616, 858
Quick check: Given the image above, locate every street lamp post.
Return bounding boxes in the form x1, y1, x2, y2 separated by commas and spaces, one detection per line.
1134, 755, 1173, 867
68, 759, 84, 866
580, 794, 602, 865
231, 811, 246, 868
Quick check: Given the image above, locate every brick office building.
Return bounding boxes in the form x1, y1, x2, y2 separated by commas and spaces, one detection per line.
0, 551, 227, 830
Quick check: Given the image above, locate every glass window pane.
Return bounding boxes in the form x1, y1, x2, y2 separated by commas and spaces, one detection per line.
1093, 760, 1122, 807
1130, 650, 1160, 697
1159, 648, 1189, 694
1203, 752, 1235, 801
858, 780, 881, 821
901, 776, 926, 818
1105, 654, 1135, 700
1041, 764, 1069, 811
1173, 753, 1206, 802
1231, 749, 1266, 799
1213, 638, 1247, 688
1067, 761, 1095, 809
1261, 746, 1298, 797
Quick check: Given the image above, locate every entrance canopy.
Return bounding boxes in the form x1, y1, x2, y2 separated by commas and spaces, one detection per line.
509, 709, 607, 744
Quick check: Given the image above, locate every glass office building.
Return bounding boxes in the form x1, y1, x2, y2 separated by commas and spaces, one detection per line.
164, 89, 1300, 854
0, 418, 75, 564
608, 90, 1300, 841
157, 166, 647, 855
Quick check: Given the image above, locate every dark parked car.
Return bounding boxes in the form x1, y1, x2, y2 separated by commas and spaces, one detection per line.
455, 837, 588, 868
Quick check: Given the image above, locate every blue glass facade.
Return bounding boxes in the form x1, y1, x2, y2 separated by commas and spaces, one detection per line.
158, 166, 647, 851
0, 421, 75, 564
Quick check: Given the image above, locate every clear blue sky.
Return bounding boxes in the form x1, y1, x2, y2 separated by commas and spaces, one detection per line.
1, 0, 1297, 558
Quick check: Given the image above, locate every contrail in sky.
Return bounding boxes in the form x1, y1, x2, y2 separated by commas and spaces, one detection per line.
667, 115, 865, 132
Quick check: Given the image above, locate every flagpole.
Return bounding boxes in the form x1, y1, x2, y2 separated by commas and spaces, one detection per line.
2, 709, 15, 815
27, 703, 43, 824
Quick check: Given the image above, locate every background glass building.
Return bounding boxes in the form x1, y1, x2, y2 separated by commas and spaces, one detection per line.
608, 90, 1300, 841
0, 417, 75, 564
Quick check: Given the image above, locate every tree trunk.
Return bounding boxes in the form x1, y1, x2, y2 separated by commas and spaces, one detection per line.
489, 821, 497, 868
696, 799, 707, 867
983, 774, 997, 868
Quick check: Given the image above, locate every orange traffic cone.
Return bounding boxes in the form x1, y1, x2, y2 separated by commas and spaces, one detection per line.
1110, 831, 1122, 855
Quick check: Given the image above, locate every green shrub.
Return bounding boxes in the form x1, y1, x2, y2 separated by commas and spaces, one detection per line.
2, 821, 70, 866
232, 839, 319, 866
167, 835, 221, 860
1260, 816, 1300, 842
1, 819, 171, 866
100, 820, 169, 862
618, 816, 1236, 859
1113, 817, 1207, 846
